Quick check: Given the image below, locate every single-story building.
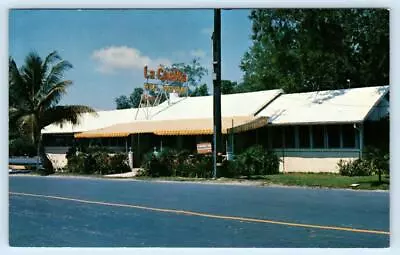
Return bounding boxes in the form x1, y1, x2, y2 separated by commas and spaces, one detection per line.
41, 86, 389, 173
252, 85, 389, 172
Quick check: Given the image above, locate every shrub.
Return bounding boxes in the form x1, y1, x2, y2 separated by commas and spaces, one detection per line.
337, 159, 373, 176
92, 151, 110, 175
67, 153, 86, 174
338, 147, 390, 177
66, 146, 77, 160
140, 148, 213, 178
220, 159, 241, 178
174, 151, 195, 177
77, 145, 115, 154
235, 145, 280, 177
109, 153, 130, 174
67, 151, 130, 175
363, 146, 390, 175
140, 146, 279, 178
192, 154, 213, 178
262, 150, 281, 175
141, 151, 169, 177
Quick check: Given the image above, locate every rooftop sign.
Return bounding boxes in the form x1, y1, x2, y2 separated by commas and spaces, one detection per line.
144, 66, 188, 83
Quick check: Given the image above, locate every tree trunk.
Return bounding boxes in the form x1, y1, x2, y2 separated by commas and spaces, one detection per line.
379, 169, 382, 183
36, 132, 42, 172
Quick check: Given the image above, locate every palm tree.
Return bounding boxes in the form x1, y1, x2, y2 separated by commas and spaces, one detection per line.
9, 51, 97, 173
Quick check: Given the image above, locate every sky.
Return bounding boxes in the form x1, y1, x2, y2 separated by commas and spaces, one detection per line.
9, 9, 253, 110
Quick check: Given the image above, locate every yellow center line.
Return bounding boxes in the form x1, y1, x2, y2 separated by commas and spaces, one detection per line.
9, 191, 389, 236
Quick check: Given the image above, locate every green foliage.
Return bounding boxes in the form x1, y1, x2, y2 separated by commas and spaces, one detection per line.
66, 145, 77, 159
338, 147, 389, 177
92, 152, 110, 175
172, 58, 208, 89
115, 95, 131, 109
190, 84, 209, 97
66, 150, 130, 175
115, 88, 145, 109
140, 146, 279, 178
241, 9, 389, 93
9, 136, 36, 157
337, 159, 373, 177
235, 145, 280, 176
130, 88, 144, 108
140, 148, 213, 178
191, 154, 213, 178
220, 158, 241, 178
363, 146, 390, 175
67, 153, 86, 174
221, 80, 240, 95
9, 51, 96, 172
84, 145, 114, 154
141, 148, 177, 177
109, 153, 131, 174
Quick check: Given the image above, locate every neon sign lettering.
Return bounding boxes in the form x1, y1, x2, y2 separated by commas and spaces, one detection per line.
144, 66, 188, 83
144, 83, 188, 94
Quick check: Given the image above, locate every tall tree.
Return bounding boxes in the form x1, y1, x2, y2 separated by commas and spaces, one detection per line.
171, 57, 208, 91
221, 80, 239, 94
129, 88, 144, 108
240, 9, 389, 93
115, 95, 131, 109
190, 84, 209, 97
9, 51, 96, 172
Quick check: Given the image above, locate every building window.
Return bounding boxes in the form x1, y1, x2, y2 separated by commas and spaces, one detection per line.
312, 125, 325, 148
327, 125, 341, 148
271, 126, 283, 148
298, 125, 310, 148
54, 136, 66, 146
65, 136, 73, 146
342, 124, 356, 148
284, 126, 295, 148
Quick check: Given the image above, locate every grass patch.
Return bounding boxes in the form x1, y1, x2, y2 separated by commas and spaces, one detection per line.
250, 173, 389, 190
133, 173, 389, 190
46, 172, 389, 190
133, 176, 208, 182
52, 172, 105, 178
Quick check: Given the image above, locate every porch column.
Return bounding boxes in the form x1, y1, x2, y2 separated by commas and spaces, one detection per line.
359, 124, 364, 159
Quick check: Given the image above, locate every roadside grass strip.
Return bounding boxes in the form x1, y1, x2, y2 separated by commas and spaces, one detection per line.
9, 191, 389, 236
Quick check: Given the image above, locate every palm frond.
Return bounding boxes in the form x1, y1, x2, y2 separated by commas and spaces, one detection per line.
9, 106, 31, 124
42, 51, 61, 71
21, 52, 45, 100
44, 60, 73, 88
10, 51, 95, 146
40, 105, 97, 129
37, 80, 72, 110
9, 58, 29, 105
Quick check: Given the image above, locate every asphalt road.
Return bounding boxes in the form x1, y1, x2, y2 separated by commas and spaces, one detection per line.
9, 176, 390, 247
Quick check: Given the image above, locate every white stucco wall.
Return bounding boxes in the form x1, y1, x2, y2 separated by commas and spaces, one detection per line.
273, 149, 360, 173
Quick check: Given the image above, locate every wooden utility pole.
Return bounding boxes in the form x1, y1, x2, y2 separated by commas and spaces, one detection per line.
212, 9, 222, 179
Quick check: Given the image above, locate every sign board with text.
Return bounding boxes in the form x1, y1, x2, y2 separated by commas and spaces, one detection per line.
143, 65, 188, 95
197, 142, 212, 154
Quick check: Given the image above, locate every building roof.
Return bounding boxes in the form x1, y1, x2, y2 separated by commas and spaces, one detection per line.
256, 85, 389, 125
41, 102, 169, 134
42, 86, 389, 135
42, 89, 281, 135
74, 116, 267, 138
151, 89, 283, 120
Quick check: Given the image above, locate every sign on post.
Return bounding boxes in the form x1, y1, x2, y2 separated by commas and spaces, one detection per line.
197, 142, 212, 154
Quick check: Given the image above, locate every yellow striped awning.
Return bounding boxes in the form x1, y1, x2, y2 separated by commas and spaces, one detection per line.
228, 116, 269, 134
74, 116, 269, 138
